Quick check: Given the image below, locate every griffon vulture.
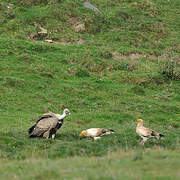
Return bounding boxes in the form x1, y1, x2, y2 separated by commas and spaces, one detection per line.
28, 108, 70, 139
136, 119, 164, 145
79, 128, 115, 140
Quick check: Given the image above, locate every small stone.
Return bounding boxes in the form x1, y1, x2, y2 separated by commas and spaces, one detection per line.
77, 39, 85, 45
74, 23, 85, 32
44, 39, 53, 43
38, 27, 48, 35
167, 125, 173, 130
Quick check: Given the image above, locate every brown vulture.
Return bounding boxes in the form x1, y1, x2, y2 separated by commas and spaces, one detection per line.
28, 109, 70, 139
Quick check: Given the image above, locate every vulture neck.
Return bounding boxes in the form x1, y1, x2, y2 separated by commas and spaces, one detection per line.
56, 112, 66, 120
137, 121, 143, 127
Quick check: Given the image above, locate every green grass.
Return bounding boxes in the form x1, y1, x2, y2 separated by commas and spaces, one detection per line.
0, 0, 180, 179
1, 149, 180, 180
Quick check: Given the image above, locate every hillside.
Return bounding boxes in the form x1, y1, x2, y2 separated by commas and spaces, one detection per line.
0, 0, 180, 179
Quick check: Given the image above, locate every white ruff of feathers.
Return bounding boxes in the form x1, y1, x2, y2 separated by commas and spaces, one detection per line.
55, 112, 66, 120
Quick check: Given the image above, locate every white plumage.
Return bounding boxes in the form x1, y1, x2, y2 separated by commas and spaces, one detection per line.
79, 128, 115, 140
136, 119, 164, 145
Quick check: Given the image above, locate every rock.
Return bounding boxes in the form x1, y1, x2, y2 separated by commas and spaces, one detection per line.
74, 23, 85, 32
44, 39, 53, 43
77, 39, 85, 45
38, 27, 48, 35
167, 125, 173, 129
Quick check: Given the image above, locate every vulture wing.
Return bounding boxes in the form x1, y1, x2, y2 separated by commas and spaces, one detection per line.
137, 126, 164, 139
137, 127, 153, 138
37, 112, 56, 122
28, 112, 58, 138
87, 128, 115, 137
151, 130, 164, 139
101, 129, 115, 136
28, 112, 55, 135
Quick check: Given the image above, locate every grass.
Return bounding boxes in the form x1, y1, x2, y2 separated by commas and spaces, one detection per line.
0, 0, 180, 179
1, 149, 180, 180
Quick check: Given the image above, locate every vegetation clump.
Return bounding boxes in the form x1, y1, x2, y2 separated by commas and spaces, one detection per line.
159, 58, 180, 80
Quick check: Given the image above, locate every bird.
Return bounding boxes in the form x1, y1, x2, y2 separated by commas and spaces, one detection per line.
79, 128, 115, 140
136, 119, 164, 145
28, 108, 70, 139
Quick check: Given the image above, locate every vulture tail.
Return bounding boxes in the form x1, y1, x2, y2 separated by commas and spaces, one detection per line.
102, 129, 115, 135
159, 133, 164, 139
151, 131, 164, 139
108, 129, 115, 133
28, 125, 36, 136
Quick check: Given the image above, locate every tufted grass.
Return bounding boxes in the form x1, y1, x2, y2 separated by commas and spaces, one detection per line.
1, 149, 180, 180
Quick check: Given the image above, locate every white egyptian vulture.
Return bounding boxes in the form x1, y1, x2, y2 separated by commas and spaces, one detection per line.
136, 119, 164, 145
79, 128, 115, 140
28, 109, 70, 139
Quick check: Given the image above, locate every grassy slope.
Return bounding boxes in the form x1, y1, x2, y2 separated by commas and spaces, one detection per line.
0, 0, 180, 179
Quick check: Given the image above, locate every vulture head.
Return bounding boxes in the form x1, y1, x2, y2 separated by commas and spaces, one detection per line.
137, 119, 143, 125
64, 108, 70, 115
79, 130, 87, 137
137, 119, 142, 123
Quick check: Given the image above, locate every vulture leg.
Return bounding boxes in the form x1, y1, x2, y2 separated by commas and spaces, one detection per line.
140, 137, 148, 145
52, 134, 56, 139
93, 137, 101, 140
49, 128, 57, 139
43, 131, 50, 139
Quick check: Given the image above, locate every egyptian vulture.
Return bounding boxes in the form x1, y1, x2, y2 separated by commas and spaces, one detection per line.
136, 119, 164, 145
28, 108, 70, 139
79, 128, 115, 140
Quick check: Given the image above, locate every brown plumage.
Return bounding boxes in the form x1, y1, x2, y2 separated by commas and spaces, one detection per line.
136, 119, 164, 145
28, 109, 70, 139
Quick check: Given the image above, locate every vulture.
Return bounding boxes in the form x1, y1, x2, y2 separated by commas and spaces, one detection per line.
136, 119, 164, 145
79, 128, 115, 140
28, 108, 70, 139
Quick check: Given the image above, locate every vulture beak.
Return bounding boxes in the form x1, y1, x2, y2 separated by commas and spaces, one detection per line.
137, 119, 142, 123
79, 132, 84, 137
